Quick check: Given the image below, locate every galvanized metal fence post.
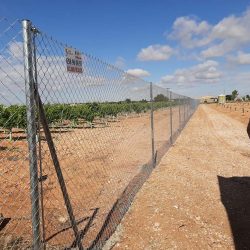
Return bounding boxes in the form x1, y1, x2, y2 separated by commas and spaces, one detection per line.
169, 91, 173, 144
188, 98, 190, 118
32, 30, 46, 249
190, 99, 191, 116
189, 99, 191, 119
22, 19, 41, 249
178, 96, 181, 131
184, 97, 186, 124
150, 83, 155, 167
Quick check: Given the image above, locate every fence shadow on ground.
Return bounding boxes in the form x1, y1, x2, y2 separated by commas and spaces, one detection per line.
89, 127, 188, 249
88, 162, 154, 250
45, 208, 99, 246
218, 176, 250, 250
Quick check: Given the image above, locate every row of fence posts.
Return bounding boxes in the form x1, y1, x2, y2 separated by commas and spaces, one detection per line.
22, 20, 192, 249
220, 103, 249, 113
149, 82, 192, 168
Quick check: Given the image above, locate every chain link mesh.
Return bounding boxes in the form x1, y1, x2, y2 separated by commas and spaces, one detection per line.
0, 18, 35, 249
0, 18, 199, 249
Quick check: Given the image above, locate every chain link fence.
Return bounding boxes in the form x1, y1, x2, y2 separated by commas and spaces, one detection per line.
0, 18, 199, 249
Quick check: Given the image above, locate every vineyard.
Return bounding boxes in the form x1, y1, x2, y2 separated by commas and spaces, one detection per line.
0, 104, 190, 249
0, 98, 179, 141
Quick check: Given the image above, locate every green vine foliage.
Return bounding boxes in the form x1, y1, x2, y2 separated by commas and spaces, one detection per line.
0, 98, 175, 131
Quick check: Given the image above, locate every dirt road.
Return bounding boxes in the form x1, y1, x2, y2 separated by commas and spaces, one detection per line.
108, 104, 250, 250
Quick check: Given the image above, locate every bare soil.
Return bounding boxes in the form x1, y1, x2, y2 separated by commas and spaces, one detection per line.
110, 104, 250, 250
0, 107, 184, 249
210, 102, 250, 125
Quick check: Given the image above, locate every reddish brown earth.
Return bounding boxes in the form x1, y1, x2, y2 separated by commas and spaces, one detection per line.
210, 102, 250, 125
108, 104, 250, 250
0, 107, 184, 249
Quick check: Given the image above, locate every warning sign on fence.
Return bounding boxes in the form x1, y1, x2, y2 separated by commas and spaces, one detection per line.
65, 47, 83, 73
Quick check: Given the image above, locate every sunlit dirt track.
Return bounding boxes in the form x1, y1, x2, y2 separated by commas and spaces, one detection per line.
110, 104, 250, 250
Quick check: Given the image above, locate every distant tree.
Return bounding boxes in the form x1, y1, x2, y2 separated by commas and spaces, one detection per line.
246, 94, 250, 100
226, 95, 233, 101
140, 99, 147, 103
154, 94, 169, 102
125, 98, 131, 103
232, 90, 239, 100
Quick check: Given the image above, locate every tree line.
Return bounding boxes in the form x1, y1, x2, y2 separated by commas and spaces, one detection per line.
226, 90, 250, 101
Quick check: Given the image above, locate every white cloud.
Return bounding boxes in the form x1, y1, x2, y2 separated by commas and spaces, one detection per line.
1, 41, 139, 104
169, 16, 211, 48
211, 12, 250, 41
7, 41, 24, 60
0, 41, 26, 104
161, 60, 222, 86
200, 42, 234, 58
114, 56, 126, 69
227, 51, 250, 65
201, 9, 250, 58
167, 9, 250, 59
137, 44, 174, 61
127, 68, 150, 78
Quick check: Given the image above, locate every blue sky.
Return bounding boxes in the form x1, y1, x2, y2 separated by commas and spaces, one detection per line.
1, 0, 250, 97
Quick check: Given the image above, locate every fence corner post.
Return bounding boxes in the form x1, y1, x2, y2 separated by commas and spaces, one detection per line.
22, 19, 41, 249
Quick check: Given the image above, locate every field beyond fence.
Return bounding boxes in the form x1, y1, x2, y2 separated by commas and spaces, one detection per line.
0, 18, 199, 249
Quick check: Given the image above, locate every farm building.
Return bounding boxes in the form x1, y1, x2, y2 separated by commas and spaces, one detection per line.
218, 94, 226, 104
200, 96, 218, 104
